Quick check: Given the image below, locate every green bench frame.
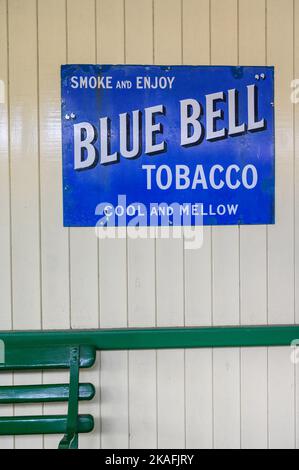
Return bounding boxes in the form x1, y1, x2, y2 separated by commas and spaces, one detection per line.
0, 324, 299, 449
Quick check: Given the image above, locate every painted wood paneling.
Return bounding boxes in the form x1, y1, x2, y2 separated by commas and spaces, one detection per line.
96, 0, 129, 449
267, 0, 296, 449
125, 0, 157, 449
294, 0, 299, 450
37, 0, 69, 450
238, 0, 268, 449
66, 0, 101, 449
210, 0, 241, 449
182, 0, 213, 450
8, 0, 42, 449
0, 0, 13, 450
0, 0, 298, 449
154, 0, 185, 449
0, 0, 11, 331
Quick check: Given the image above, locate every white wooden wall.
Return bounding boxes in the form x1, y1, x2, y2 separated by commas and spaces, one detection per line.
0, 0, 298, 449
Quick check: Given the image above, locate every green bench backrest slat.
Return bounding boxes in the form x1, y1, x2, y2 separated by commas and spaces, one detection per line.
0, 415, 94, 436
0, 345, 96, 370
0, 383, 95, 404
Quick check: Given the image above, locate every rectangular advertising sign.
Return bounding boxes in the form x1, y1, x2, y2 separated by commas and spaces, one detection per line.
61, 64, 274, 227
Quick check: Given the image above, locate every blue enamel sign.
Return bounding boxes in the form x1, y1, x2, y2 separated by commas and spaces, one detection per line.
61, 65, 274, 227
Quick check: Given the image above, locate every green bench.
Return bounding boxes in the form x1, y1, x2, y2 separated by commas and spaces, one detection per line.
0, 325, 299, 449
0, 344, 96, 449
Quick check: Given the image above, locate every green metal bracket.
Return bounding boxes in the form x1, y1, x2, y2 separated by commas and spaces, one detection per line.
58, 346, 80, 449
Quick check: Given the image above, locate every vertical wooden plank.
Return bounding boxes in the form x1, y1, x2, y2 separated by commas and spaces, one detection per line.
38, 0, 69, 331
37, 0, 69, 449
267, 0, 294, 325
182, 0, 213, 449
0, 0, 12, 330
127, 237, 155, 327
8, 1, 40, 329
239, 0, 267, 327
213, 348, 240, 449
8, 0, 42, 449
240, 347, 268, 448
267, 0, 295, 449
125, 0, 157, 449
212, 228, 239, 325
154, 0, 185, 449
99, 350, 128, 448
238, 0, 268, 449
157, 349, 184, 448
128, 349, 157, 448
185, 348, 212, 448
268, 347, 295, 448
96, 0, 127, 329
295, 0, 299, 450
295, 0, 299, 328
67, 0, 99, 331
156, 239, 184, 328
210, 0, 240, 449
66, 0, 100, 449
182, 0, 210, 67
96, 0, 129, 449
0, 0, 13, 448
123, 0, 156, 329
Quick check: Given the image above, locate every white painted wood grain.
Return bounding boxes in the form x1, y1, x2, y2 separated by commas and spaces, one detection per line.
0, 0, 13, 447
295, 0, 299, 333
67, 0, 101, 449
157, 349, 185, 448
294, 0, 299, 449
128, 349, 157, 448
0, 0, 13, 440
125, 0, 157, 450
183, 0, 212, 329
213, 348, 240, 449
210, 0, 241, 449
38, 0, 69, 331
96, 0, 129, 449
182, 0, 210, 67
268, 347, 295, 449
267, 0, 294, 325
154, 0, 185, 449
8, 0, 42, 449
156, 237, 184, 328
8, 0, 41, 329
37, 0, 70, 449
100, 350, 129, 449
267, 0, 296, 449
238, 0, 268, 449
67, 0, 99, 331
185, 348, 213, 448
240, 348, 268, 448
182, 0, 213, 450
0, 0, 12, 331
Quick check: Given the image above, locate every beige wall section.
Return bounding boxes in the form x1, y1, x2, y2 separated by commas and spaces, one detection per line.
0, 0, 298, 449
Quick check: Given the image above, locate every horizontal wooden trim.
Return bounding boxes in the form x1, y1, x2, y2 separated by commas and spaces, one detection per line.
0, 325, 299, 350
